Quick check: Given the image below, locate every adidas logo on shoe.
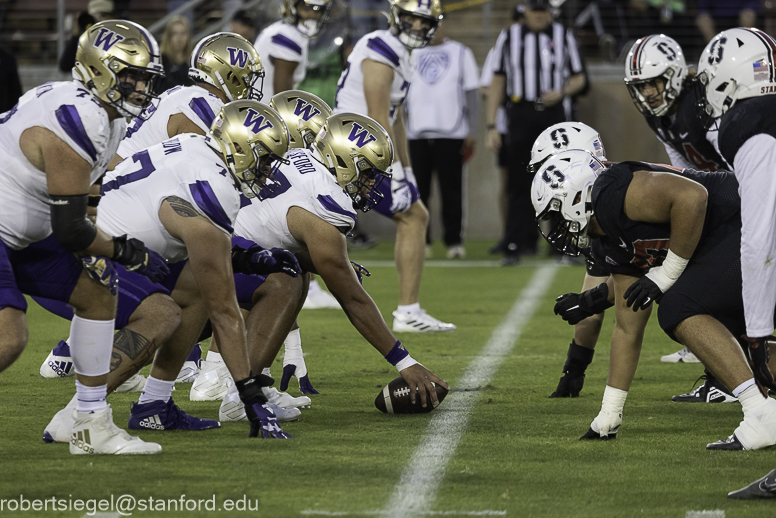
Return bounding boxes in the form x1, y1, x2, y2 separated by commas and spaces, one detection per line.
138, 415, 165, 430
47, 360, 73, 377
70, 429, 94, 454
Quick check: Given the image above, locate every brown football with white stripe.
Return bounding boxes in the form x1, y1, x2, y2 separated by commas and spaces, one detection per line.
374, 376, 448, 414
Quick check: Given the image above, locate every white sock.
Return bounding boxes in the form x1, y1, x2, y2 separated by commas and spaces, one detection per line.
206, 351, 223, 363
70, 316, 114, 376
397, 303, 421, 314
138, 376, 174, 404
75, 380, 108, 413
261, 367, 272, 377
738, 383, 768, 416
283, 328, 306, 377
732, 378, 756, 397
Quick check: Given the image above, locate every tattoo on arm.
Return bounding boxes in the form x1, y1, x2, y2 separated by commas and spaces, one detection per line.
166, 196, 200, 218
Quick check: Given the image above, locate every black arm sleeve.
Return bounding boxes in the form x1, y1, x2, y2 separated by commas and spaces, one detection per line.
50, 194, 98, 252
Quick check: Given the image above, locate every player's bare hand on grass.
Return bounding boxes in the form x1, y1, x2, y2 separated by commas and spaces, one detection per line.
399, 364, 449, 408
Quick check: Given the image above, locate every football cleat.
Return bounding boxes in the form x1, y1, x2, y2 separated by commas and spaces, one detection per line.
446, 245, 467, 259
128, 398, 220, 431
70, 405, 161, 455
707, 398, 776, 450
672, 375, 738, 403
549, 372, 585, 398
190, 360, 231, 401
392, 309, 456, 333
661, 347, 700, 363
303, 280, 340, 309
728, 468, 776, 499
263, 386, 311, 409
115, 373, 147, 393
579, 426, 617, 441
175, 343, 203, 383
219, 381, 301, 423
39, 341, 75, 378
43, 395, 78, 443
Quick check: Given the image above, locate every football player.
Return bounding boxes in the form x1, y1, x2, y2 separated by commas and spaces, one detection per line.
229, 112, 449, 411
332, 0, 454, 333
0, 20, 168, 454
696, 27, 776, 400
43, 101, 296, 441
532, 150, 776, 450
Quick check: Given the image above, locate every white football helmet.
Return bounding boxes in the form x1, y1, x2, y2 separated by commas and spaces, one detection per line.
529, 122, 607, 175
696, 27, 776, 128
624, 34, 687, 117
531, 149, 607, 256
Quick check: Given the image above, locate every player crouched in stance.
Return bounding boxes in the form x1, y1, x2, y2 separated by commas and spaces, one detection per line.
232, 111, 449, 408
44, 101, 296, 441
532, 150, 776, 450
0, 20, 169, 454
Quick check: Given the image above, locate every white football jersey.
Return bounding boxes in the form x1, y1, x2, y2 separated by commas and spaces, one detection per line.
0, 81, 125, 250
334, 30, 413, 125
234, 148, 356, 252
254, 20, 309, 99
99, 134, 241, 263
117, 85, 224, 160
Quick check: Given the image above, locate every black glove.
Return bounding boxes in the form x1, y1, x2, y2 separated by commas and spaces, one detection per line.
235, 374, 291, 439
554, 282, 613, 325
740, 335, 776, 397
623, 276, 662, 311
549, 372, 586, 398
112, 234, 169, 283
350, 260, 371, 284
232, 245, 301, 278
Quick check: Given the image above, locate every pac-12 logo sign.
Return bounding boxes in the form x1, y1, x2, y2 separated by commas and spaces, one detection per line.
93, 28, 125, 51
243, 109, 273, 133
228, 47, 249, 68
293, 98, 322, 121
347, 123, 377, 148
541, 165, 565, 188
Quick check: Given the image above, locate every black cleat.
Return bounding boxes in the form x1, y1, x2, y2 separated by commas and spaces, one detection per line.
549, 372, 585, 398
672, 375, 738, 403
579, 426, 617, 441
707, 434, 745, 450
728, 469, 776, 499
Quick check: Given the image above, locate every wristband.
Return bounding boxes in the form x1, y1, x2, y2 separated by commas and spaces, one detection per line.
395, 356, 419, 372
87, 194, 101, 208
384, 340, 409, 365
646, 250, 689, 292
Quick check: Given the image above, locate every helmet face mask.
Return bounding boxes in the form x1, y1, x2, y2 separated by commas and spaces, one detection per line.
269, 90, 332, 149
73, 20, 165, 120
389, 0, 444, 49
210, 101, 290, 199
312, 113, 394, 212
189, 32, 264, 102
528, 122, 607, 175
624, 35, 687, 117
282, 0, 333, 37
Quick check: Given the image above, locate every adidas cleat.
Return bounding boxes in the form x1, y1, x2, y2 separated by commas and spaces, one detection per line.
220, 382, 300, 423
43, 395, 77, 443
115, 373, 146, 393
672, 375, 738, 403
190, 360, 231, 401
263, 386, 311, 409
661, 347, 701, 363
175, 343, 202, 383
728, 468, 776, 499
128, 398, 220, 431
303, 283, 340, 309
70, 405, 161, 455
579, 426, 617, 441
392, 309, 456, 333
39, 341, 75, 378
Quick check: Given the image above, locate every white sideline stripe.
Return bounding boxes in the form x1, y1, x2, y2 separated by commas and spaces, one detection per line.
301, 511, 506, 516
383, 265, 559, 518
357, 259, 572, 268
685, 511, 725, 518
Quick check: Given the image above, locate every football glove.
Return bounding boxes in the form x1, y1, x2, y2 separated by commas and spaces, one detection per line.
554, 282, 613, 325
232, 245, 301, 278
549, 371, 585, 398
623, 275, 662, 311
580, 409, 621, 441
235, 374, 292, 439
388, 163, 412, 213
740, 335, 776, 397
280, 339, 319, 394
81, 256, 119, 296
112, 234, 169, 283
350, 261, 371, 285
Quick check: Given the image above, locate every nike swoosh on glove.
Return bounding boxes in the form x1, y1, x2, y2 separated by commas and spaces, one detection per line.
623, 276, 662, 311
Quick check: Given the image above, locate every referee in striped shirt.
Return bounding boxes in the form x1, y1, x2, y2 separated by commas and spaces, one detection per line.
486, 0, 586, 265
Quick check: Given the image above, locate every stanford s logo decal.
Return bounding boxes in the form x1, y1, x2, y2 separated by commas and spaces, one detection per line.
707, 37, 727, 66
550, 128, 569, 150
541, 165, 565, 188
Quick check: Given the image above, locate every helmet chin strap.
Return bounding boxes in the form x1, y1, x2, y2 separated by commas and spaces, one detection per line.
214, 70, 234, 101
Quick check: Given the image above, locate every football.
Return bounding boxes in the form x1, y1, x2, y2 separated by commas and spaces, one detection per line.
374, 376, 449, 414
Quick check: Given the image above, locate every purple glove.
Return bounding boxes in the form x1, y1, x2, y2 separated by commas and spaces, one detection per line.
232, 245, 301, 277
280, 364, 319, 395
350, 261, 371, 284
245, 402, 292, 439
81, 256, 119, 296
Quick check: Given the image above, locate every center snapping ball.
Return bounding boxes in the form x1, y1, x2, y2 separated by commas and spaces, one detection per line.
374, 376, 448, 414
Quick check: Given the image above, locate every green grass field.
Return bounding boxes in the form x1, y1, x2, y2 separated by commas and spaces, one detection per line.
1, 241, 775, 517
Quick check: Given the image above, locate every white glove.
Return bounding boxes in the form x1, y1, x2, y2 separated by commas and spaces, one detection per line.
388, 161, 412, 213
403, 166, 417, 186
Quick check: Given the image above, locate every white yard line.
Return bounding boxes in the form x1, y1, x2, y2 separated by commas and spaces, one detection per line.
357, 259, 565, 268
300, 511, 507, 516
382, 264, 559, 518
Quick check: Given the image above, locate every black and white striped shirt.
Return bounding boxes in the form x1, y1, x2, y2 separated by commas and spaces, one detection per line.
492, 22, 584, 103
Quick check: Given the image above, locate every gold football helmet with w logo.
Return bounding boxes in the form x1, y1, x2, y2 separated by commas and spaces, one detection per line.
281, 0, 333, 37
210, 101, 290, 199
73, 20, 165, 119
389, 0, 444, 49
312, 113, 393, 212
189, 32, 264, 102
270, 90, 332, 149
